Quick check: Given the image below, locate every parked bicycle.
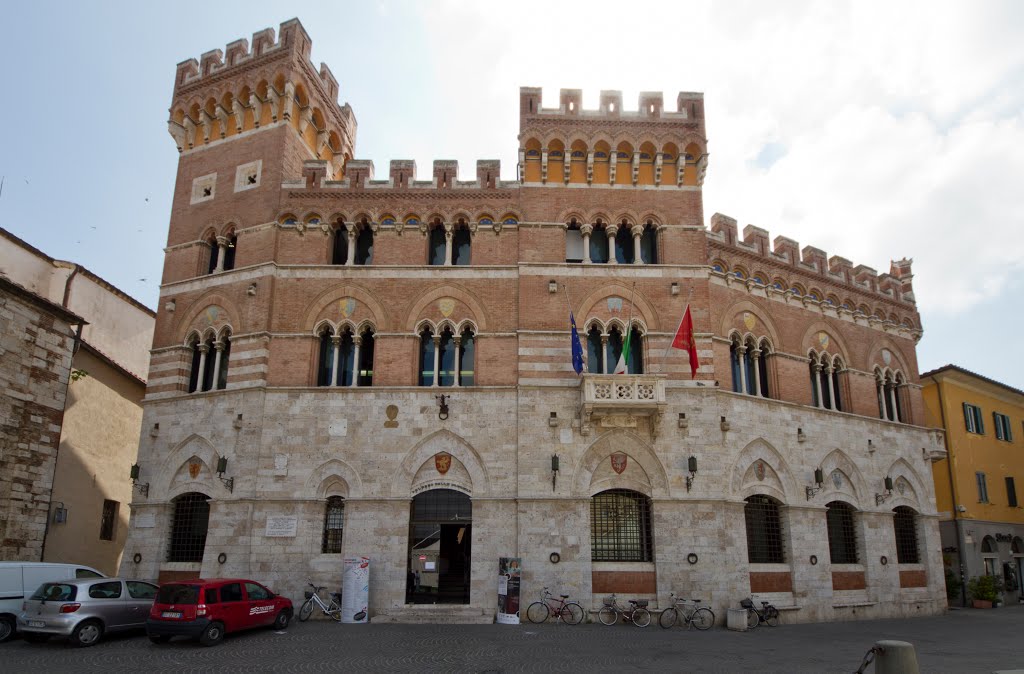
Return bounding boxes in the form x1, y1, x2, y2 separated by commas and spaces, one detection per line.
299, 581, 342, 622
526, 587, 585, 625
658, 592, 715, 630
740, 597, 779, 628
598, 593, 651, 627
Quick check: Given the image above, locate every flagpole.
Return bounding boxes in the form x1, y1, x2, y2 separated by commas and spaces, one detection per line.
562, 282, 583, 376
614, 282, 637, 375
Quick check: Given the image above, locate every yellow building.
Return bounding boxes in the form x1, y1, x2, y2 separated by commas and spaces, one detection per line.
923, 365, 1024, 605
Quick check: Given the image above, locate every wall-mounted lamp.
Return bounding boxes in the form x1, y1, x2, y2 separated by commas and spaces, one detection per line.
129, 463, 149, 497
52, 502, 68, 524
685, 456, 698, 492
875, 475, 894, 505
216, 456, 235, 493
149, 422, 159, 437
678, 412, 688, 429
548, 411, 558, 427
233, 413, 243, 429
720, 416, 730, 432
551, 454, 560, 491
868, 439, 874, 453
671, 282, 680, 296
436, 394, 450, 421
548, 280, 558, 293
805, 467, 825, 500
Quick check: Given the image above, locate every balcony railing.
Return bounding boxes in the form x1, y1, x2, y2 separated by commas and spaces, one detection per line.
579, 374, 667, 436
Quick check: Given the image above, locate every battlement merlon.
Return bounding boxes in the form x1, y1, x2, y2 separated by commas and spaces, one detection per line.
708, 213, 917, 306
175, 19, 311, 90
297, 159, 508, 190
518, 87, 705, 129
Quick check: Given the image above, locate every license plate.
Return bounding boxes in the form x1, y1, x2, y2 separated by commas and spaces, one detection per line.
28, 620, 45, 628
161, 611, 182, 618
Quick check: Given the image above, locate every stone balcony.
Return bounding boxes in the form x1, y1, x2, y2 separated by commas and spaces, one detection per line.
579, 374, 667, 437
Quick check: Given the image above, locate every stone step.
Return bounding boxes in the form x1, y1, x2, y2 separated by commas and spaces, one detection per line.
373, 605, 494, 624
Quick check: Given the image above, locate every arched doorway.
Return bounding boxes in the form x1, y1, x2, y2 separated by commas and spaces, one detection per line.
167, 492, 211, 563
407, 489, 471, 604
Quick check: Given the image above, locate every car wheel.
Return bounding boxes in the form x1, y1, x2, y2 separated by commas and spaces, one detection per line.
199, 621, 225, 647
0, 616, 14, 643
71, 619, 104, 647
148, 635, 171, 644
23, 633, 51, 643
273, 611, 290, 630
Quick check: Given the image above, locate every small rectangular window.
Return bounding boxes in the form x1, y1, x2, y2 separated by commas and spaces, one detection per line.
994, 412, 1012, 442
99, 499, 118, 541
220, 583, 243, 602
1007, 477, 1018, 508
204, 588, 219, 604
963, 403, 984, 435
976, 472, 989, 503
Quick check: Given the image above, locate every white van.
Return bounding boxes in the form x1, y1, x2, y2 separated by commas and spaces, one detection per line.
0, 562, 105, 642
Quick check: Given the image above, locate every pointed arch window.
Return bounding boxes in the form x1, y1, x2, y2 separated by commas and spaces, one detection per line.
452, 223, 471, 266
590, 222, 610, 263
744, 494, 785, 564
428, 224, 446, 266
639, 223, 658, 264
222, 234, 237, 271
418, 326, 436, 386
458, 327, 475, 386
318, 326, 374, 387
355, 226, 374, 265
732, 336, 770, 397
332, 225, 349, 264
215, 331, 231, 390
321, 496, 345, 554
590, 489, 653, 562
205, 235, 219, 275
826, 501, 858, 564
587, 325, 604, 374
187, 335, 202, 393
877, 370, 904, 422
565, 220, 584, 263
614, 225, 634, 264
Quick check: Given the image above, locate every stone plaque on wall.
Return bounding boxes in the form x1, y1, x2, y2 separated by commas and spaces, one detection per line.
265, 515, 298, 537
135, 513, 156, 528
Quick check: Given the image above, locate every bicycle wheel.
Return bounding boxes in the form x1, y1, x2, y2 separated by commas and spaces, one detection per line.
765, 607, 779, 627
298, 599, 314, 622
598, 606, 618, 626
561, 602, 585, 625
526, 602, 550, 624
632, 608, 652, 628
658, 607, 679, 629
691, 607, 714, 631
327, 599, 343, 622
746, 608, 759, 630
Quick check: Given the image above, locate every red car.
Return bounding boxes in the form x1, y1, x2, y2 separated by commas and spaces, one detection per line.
146, 578, 292, 646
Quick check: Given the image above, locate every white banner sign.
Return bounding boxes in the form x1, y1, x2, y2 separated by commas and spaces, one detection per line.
343, 557, 370, 623
265, 515, 298, 537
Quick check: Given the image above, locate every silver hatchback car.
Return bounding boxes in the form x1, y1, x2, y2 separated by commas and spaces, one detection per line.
17, 577, 158, 646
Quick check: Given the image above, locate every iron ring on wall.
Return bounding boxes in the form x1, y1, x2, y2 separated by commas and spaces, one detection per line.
218, 552, 227, 564
687, 553, 698, 565
549, 552, 560, 564
880, 555, 888, 565
133, 553, 142, 564
810, 555, 818, 565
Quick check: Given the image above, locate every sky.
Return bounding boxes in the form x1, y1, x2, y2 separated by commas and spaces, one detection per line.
1, 0, 1022, 389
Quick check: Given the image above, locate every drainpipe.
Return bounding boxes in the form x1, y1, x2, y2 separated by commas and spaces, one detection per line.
934, 379, 966, 607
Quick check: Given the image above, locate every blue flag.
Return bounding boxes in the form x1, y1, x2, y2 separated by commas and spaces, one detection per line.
570, 312, 584, 375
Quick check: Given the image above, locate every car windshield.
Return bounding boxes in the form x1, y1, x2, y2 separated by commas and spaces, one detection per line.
31, 583, 77, 601
156, 584, 200, 605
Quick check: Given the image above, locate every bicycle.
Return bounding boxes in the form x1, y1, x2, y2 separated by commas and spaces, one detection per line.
598, 593, 651, 627
298, 581, 342, 622
526, 587, 585, 625
740, 597, 779, 629
658, 592, 715, 630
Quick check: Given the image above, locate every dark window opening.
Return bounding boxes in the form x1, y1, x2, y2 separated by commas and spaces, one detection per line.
419, 328, 435, 386
458, 328, 475, 386
452, 225, 471, 266
99, 499, 118, 541
428, 225, 446, 265
614, 225, 634, 264
590, 225, 610, 263
222, 235, 236, 271
587, 325, 603, 374
745, 494, 784, 564
826, 501, 858, 564
332, 226, 349, 264
167, 492, 211, 563
590, 489, 653, 562
355, 226, 374, 265
322, 496, 345, 553
893, 506, 920, 564
640, 224, 657, 263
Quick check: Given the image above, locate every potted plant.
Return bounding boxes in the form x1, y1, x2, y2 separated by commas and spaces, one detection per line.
967, 575, 1003, 608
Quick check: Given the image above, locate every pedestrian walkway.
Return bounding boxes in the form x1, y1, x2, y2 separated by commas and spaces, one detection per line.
3, 606, 1022, 673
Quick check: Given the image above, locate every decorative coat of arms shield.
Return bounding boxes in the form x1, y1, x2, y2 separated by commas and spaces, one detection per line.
434, 452, 452, 475
610, 452, 628, 474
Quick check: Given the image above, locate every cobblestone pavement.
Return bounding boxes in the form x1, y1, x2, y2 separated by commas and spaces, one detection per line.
3, 606, 1022, 673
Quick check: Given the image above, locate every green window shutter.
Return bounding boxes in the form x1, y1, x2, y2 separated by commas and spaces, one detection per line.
963, 402, 973, 433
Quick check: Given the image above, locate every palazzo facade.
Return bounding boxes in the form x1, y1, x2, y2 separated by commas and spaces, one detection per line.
120, 19, 948, 623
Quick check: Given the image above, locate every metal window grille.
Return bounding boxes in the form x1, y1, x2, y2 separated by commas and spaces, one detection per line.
825, 501, 858, 564
410, 489, 472, 523
167, 492, 211, 563
893, 506, 920, 564
744, 495, 785, 563
99, 499, 118, 541
590, 489, 653, 562
322, 496, 345, 554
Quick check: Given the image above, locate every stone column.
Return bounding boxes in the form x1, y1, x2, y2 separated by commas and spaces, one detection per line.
196, 344, 209, 391
211, 341, 225, 390
826, 364, 836, 411
751, 349, 761, 397
601, 335, 610, 374
737, 345, 748, 394
444, 224, 453, 266
631, 225, 643, 264
876, 377, 886, 418
581, 224, 593, 264
330, 335, 341, 387
432, 335, 441, 386
346, 225, 356, 266
607, 225, 617, 265
813, 363, 824, 408
890, 384, 901, 422
351, 335, 361, 387
214, 236, 228, 272
453, 335, 462, 387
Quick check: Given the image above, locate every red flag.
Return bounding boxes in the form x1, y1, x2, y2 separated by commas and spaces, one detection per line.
671, 305, 700, 378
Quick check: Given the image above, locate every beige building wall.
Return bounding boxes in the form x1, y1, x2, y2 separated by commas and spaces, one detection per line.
43, 348, 146, 575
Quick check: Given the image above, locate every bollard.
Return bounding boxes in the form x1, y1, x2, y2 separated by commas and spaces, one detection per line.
873, 640, 920, 674
726, 608, 748, 631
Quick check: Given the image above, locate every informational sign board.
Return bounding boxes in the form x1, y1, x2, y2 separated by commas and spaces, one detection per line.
342, 556, 370, 623
265, 515, 298, 537
497, 557, 522, 625
134, 513, 155, 528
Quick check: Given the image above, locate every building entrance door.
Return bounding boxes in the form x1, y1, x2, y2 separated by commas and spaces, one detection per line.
407, 489, 471, 605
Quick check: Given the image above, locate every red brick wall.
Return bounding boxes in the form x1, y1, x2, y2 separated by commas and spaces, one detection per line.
592, 571, 657, 594
749, 571, 793, 593
899, 570, 927, 588
832, 571, 867, 590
